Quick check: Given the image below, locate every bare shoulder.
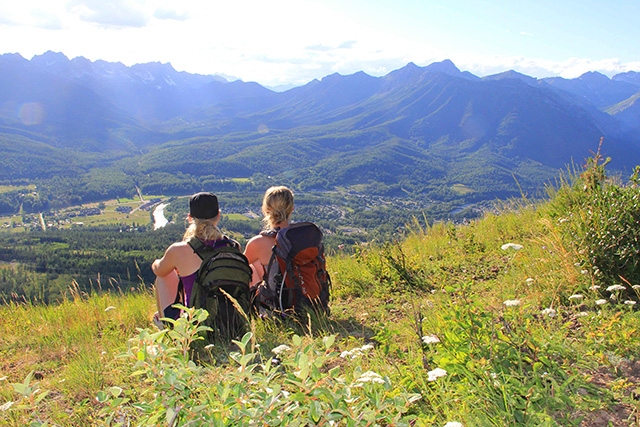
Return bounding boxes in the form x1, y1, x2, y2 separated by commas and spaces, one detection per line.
246, 234, 275, 249
164, 241, 194, 257
244, 234, 275, 262
168, 240, 191, 251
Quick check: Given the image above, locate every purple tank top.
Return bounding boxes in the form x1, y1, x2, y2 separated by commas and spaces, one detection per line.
178, 271, 197, 306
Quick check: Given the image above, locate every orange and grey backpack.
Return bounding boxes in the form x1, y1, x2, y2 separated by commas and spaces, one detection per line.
253, 222, 331, 316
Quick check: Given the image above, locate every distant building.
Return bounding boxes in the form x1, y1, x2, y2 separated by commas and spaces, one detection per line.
116, 206, 133, 213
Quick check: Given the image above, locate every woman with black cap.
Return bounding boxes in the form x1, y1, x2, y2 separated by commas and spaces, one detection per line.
151, 192, 240, 325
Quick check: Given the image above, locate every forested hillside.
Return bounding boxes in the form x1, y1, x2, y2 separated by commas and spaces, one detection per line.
1, 53, 639, 216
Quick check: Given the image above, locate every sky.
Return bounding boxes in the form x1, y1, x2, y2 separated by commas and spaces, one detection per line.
0, 0, 639, 89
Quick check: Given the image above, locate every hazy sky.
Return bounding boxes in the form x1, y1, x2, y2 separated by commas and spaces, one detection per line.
1, 0, 638, 88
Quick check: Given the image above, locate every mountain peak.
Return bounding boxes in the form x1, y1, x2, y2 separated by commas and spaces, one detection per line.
424, 59, 460, 75
33, 51, 70, 63
613, 71, 640, 87
131, 61, 177, 74
0, 52, 27, 66
384, 62, 424, 83
483, 70, 538, 86
578, 71, 610, 85
320, 70, 375, 84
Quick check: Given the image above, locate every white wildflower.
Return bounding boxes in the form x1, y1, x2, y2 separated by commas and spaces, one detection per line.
589, 285, 601, 291
489, 372, 500, 386
271, 345, 291, 355
595, 299, 607, 305
422, 335, 441, 345
0, 401, 14, 412
443, 422, 463, 427
541, 308, 556, 317
575, 312, 589, 317
633, 285, 640, 290
568, 294, 583, 300
356, 371, 385, 384
606, 285, 626, 292
526, 278, 535, 284
340, 344, 374, 359
104, 306, 116, 312
503, 299, 521, 307
427, 367, 447, 382
0, 376, 6, 381
204, 344, 215, 350
580, 270, 588, 274
146, 345, 160, 356
501, 243, 523, 251
624, 300, 637, 306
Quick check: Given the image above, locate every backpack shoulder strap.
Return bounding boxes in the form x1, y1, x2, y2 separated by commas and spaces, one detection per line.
260, 227, 280, 238
187, 237, 206, 260
222, 235, 242, 250
188, 236, 241, 259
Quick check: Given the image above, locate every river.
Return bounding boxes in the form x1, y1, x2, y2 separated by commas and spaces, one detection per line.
153, 203, 170, 230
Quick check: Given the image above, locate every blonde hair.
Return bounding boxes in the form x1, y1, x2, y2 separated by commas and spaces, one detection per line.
183, 216, 223, 243
262, 186, 294, 230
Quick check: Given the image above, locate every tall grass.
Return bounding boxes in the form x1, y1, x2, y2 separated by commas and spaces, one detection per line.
2, 153, 640, 425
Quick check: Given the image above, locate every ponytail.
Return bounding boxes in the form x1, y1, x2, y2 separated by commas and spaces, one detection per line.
262, 186, 294, 230
183, 217, 223, 243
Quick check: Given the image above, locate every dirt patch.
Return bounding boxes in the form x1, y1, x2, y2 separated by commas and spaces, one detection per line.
578, 360, 640, 426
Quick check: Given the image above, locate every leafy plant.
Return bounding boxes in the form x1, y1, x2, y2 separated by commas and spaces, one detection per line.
96, 306, 422, 426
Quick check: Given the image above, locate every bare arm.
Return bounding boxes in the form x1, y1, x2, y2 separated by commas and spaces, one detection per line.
152, 243, 181, 277
244, 235, 274, 286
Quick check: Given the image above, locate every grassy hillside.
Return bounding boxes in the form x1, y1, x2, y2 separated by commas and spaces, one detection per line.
1, 154, 640, 426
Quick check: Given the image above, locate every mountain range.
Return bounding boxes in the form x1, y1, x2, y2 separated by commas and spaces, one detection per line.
1, 51, 639, 207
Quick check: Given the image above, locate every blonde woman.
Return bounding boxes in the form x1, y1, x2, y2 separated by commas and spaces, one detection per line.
243, 186, 294, 286
152, 192, 239, 324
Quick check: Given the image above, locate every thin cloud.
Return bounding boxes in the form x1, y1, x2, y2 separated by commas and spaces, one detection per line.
306, 45, 334, 52
30, 10, 63, 30
0, 3, 64, 29
338, 40, 357, 49
455, 54, 639, 80
68, 0, 149, 28
154, 8, 189, 21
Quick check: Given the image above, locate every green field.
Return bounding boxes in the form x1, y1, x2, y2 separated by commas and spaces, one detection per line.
451, 183, 475, 195
0, 184, 36, 194
224, 213, 255, 221
61, 208, 152, 228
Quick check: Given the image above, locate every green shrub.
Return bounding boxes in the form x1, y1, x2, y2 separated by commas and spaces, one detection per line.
553, 146, 640, 301
96, 307, 423, 426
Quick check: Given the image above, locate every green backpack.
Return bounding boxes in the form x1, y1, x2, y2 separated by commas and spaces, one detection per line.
188, 237, 252, 343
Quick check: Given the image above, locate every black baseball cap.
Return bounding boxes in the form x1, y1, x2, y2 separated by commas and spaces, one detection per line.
189, 192, 219, 219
